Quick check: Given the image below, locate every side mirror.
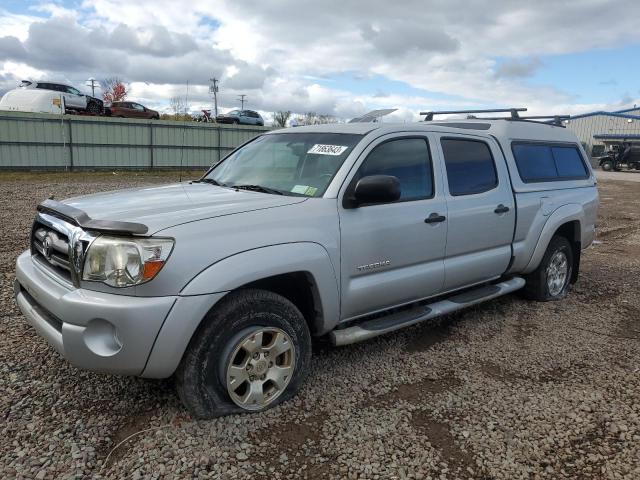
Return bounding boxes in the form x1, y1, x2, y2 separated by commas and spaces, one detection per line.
346, 175, 401, 208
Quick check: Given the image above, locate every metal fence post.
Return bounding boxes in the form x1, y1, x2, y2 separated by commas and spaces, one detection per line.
67, 117, 74, 171
149, 122, 154, 170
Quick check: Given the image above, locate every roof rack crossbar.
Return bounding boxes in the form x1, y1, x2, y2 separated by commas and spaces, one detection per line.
420, 107, 527, 121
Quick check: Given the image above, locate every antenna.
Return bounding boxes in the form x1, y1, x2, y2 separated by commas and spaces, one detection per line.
179, 81, 189, 182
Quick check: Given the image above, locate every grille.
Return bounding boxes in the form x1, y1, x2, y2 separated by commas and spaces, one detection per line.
32, 221, 73, 282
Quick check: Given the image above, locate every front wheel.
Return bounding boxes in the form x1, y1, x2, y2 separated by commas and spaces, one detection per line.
522, 235, 574, 301
175, 289, 312, 418
86, 101, 101, 114
601, 160, 613, 171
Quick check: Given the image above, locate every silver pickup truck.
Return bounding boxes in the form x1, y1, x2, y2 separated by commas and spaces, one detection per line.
14, 117, 598, 417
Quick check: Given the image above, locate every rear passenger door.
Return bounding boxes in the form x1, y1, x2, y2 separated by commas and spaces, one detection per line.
436, 134, 515, 291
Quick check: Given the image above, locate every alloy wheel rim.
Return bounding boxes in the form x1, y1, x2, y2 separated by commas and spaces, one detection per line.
546, 251, 568, 296
225, 327, 295, 410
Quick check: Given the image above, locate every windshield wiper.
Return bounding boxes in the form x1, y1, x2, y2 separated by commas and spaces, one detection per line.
232, 184, 284, 195
195, 178, 227, 187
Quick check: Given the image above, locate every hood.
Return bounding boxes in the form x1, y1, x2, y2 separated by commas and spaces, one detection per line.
63, 182, 306, 234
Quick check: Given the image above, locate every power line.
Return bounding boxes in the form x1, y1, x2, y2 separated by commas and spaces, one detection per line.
86, 78, 98, 97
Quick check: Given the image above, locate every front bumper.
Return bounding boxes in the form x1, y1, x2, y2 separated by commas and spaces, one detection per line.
14, 251, 176, 376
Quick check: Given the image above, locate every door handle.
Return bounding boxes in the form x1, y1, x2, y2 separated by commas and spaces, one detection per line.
494, 204, 510, 214
424, 213, 446, 224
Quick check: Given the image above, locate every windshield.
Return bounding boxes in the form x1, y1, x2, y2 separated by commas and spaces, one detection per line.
204, 132, 363, 197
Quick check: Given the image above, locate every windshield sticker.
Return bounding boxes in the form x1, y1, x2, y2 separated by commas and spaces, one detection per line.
291, 185, 318, 196
307, 144, 349, 156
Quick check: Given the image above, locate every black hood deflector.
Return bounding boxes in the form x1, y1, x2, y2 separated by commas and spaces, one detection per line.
37, 199, 149, 235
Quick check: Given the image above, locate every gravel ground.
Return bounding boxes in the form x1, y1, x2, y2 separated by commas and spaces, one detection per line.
1, 171, 639, 479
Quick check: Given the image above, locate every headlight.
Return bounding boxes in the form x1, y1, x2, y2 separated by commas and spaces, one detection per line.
82, 236, 174, 288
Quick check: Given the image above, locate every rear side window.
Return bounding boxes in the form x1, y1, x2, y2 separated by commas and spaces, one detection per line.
552, 146, 588, 178
512, 143, 588, 182
358, 138, 433, 201
441, 138, 497, 196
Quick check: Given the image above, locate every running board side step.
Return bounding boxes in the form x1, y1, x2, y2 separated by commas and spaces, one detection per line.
330, 277, 525, 346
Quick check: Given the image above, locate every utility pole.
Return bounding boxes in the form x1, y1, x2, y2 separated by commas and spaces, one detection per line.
209, 77, 219, 117
86, 77, 98, 97
238, 94, 247, 110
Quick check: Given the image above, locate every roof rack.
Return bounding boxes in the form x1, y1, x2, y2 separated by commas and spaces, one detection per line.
481, 114, 571, 127
420, 108, 527, 121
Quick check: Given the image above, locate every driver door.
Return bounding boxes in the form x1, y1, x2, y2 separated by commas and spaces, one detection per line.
62, 86, 85, 109
338, 133, 447, 320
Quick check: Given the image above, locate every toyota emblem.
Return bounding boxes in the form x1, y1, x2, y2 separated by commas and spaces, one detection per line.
42, 234, 53, 259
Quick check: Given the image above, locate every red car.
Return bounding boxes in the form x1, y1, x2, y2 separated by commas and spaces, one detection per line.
108, 101, 159, 119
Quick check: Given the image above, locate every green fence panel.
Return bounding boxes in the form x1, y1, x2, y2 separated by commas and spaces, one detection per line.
0, 111, 271, 170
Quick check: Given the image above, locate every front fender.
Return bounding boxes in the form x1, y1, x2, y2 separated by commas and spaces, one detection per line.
142, 242, 340, 378
181, 242, 340, 332
522, 204, 584, 274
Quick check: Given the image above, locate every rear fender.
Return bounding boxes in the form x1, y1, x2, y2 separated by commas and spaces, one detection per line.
522, 204, 583, 274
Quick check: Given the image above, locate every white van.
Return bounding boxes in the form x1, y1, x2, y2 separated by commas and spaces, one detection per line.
0, 80, 103, 114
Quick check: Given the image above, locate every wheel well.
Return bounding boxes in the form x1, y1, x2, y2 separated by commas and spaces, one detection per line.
554, 221, 581, 283
238, 272, 323, 335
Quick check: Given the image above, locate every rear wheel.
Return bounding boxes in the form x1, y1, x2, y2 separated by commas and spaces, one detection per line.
523, 235, 574, 301
175, 289, 312, 418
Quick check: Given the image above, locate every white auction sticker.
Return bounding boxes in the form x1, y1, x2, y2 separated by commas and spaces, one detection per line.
307, 144, 348, 156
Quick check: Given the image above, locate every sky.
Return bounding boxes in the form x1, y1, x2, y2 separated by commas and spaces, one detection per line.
1, 0, 640, 123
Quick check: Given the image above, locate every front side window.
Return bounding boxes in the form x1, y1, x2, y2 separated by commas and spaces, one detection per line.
512, 143, 588, 182
205, 133, 362, 197
441, 138, 497, 196
66, 86, 81, 95
355, 138, 433, 201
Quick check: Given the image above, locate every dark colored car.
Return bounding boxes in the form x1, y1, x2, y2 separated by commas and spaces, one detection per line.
216, 109, 264, 126
108, 101, 159, 119
599, 142, 640, 171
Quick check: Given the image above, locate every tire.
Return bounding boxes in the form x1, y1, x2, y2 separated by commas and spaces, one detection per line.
86, 101, 100, 114
522, 235, 574, 301
601, 160, 613, 171
175, 289, 312, 418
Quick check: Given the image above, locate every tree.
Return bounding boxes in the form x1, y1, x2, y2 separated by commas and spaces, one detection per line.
300, 111, 338, 125
272, 111, 291, 127
169, 96, 186, 118
101, 77, 127, 103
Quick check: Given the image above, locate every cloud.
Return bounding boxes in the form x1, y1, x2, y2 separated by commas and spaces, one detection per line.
3, 0, 640, 119
0, 36, 27, 61
360, 21, 459, 57
494, 58, 542, 79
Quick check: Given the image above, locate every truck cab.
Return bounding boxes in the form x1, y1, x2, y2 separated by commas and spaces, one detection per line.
14, 114, 598, 417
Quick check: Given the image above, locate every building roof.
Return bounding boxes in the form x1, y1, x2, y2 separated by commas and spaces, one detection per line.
569, 108, 640, 120
613, 106, 640, 114
594, 133, 640, 140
